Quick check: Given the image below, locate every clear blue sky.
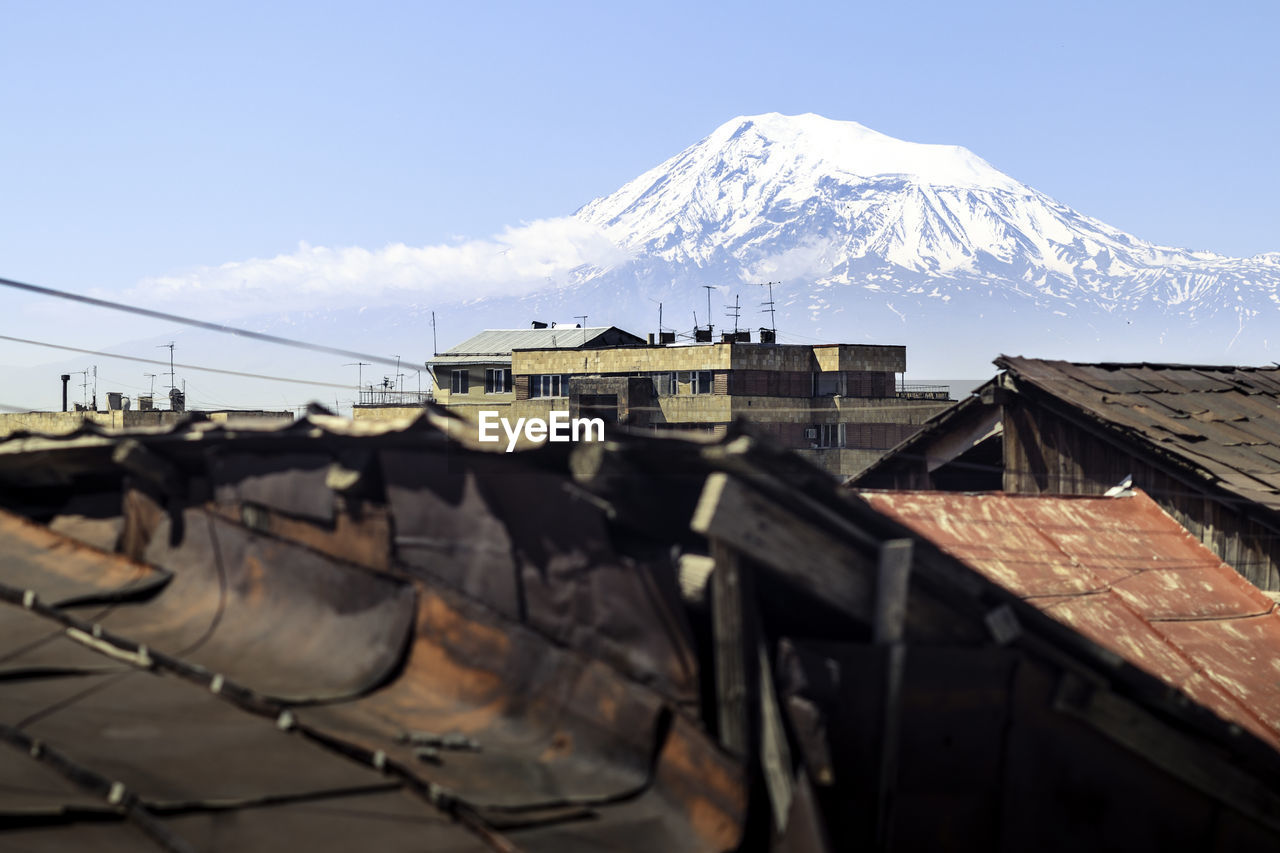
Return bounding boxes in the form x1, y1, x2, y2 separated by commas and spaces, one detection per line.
2, 0, 1277, 298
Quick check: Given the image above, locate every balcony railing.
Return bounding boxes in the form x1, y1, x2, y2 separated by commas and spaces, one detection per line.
896, 383, 951, 401
357, 388, 432, 407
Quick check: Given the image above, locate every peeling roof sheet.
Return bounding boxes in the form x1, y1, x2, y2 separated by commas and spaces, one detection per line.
429, 326, 643, 366
862, 488, 1280, 749
997, 357, 1280, 510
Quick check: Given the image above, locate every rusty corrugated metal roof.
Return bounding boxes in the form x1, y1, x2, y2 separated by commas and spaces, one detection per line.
996, 357, 1280, 510
861, 488, 1280, 749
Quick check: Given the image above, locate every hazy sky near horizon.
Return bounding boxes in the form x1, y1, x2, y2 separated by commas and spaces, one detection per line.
3, 0, 1277, 293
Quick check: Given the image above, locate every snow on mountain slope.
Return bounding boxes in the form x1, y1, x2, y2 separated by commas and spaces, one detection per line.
573, 113, 1280, 329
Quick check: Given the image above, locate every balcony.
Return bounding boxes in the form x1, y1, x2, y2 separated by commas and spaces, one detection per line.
896, 383, 951, 401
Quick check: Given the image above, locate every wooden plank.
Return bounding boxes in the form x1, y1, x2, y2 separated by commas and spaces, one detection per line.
874, 540, 912, 852
711, 539, 751, 758
758, 639, 794, 833
692, 473, 875, 622
874, 540, 913, 645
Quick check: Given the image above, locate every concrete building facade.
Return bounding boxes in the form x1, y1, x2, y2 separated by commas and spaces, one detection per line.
428, 324, 950, 478
0, 408, 294, 440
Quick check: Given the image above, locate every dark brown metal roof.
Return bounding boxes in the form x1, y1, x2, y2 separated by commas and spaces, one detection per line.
862, 488, 1280, 749
7, 410, 1280, 849
0, 414, 744, 852
996, 356, 1280, 510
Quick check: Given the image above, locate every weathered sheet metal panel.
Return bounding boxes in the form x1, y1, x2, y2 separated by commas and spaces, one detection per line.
1154, 616, 1280, 737
0, 605, 131, 676
382, 448, 700, 706
209, 451, 336, 523
155, 788, 480, 853
91, 507, 417, 703
0, 671, 391, 805
0, 508, 169, 607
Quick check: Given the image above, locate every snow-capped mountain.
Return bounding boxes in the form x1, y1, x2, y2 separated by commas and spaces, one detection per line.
15, 111, 1273, 414
561, 113, 1279, 369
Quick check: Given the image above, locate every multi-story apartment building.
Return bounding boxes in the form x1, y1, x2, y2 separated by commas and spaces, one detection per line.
427, 323, 951, 477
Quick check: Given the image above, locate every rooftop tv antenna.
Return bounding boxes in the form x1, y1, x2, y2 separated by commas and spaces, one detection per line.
574, 315, 588, 346
431, 312, 438, 357
157, 342, 176, 391
701, 286, 716, 335
71, 368, 89, 409
343, 361, 370, 392
725, 294, 742, 335
143, 373, 157, 398
648, 298, 665, 333
756, 280, 779, 335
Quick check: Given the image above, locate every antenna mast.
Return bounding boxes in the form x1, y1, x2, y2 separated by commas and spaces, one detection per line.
725, 294, 741, 335
701, 286, 715, 335
757, 280, 778, 336
344, 361, 369, 398
74, 368, 89, 409
431, 312, 438, 357
574, 315, 588, 346
158, 342, 176, 392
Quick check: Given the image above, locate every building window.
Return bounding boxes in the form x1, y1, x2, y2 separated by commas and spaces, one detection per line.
530, 374, 571, 398
815, 423, 845, 448
652, 372, 676, 396
813, 372, 841, 397
679, 370, 713, 395
451, 370, 469, 394
485, 368, 511, 394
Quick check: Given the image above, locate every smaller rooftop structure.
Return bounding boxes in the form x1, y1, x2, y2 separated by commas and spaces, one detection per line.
994, 357, 1280, 512
428, 325, 646, 367
862, 488, 1280, 750
851, 356, 1280, 590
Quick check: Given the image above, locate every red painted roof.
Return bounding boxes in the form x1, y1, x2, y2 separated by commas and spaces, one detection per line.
862, 488, 1280, 749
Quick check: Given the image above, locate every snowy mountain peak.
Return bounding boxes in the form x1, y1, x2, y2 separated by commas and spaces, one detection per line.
575, 112, 1030, 259
575, 112, 1134, 275
569, 111, 1279, 350
707, 112, 1022, 192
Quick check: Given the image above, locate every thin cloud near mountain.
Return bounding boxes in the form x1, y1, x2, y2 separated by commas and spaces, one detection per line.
132, 217, 632, 318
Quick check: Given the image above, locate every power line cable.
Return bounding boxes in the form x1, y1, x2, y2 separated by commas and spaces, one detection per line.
0, 334, 358, 392
0, 275, 412, 369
